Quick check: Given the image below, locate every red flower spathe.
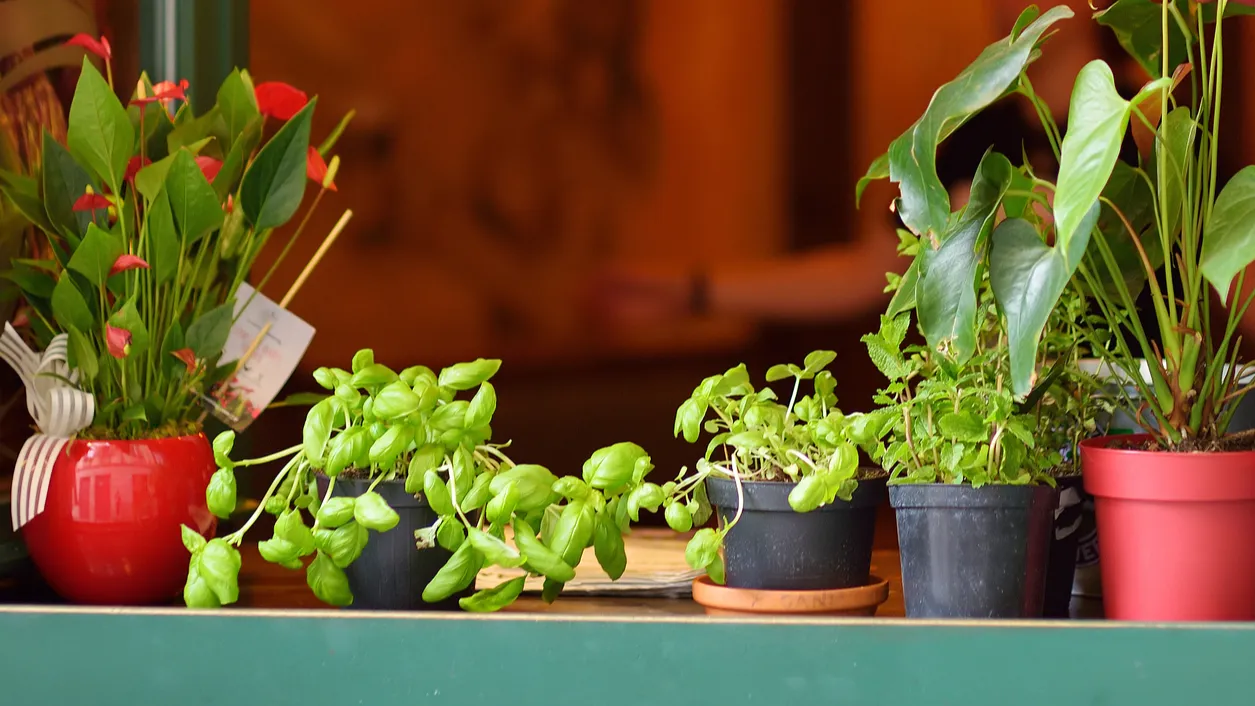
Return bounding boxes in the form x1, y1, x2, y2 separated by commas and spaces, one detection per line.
125, 156, 152, 183
106, 325, 131, 359
67, 34, 112, 62
131, 79, 189, 108
195, 156, 223, 183
72, 193, 111, 211
171, 348, 198, 374
109, 254, 150, 277
254, 82, 308, 121
306, 148, 337, 191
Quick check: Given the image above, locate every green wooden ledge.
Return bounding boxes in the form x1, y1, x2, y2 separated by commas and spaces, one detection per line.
0, 607, 1251, 705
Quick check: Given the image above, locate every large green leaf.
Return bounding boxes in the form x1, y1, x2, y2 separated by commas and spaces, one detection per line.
1096, 0, 1255, 78
186, 301, 236, 361
145, 189, 180, 284
66, 58, 133, 192
214, 116, 262, 201
0, 170, 55, 234
886, 255, 919, 317
856, 152, 889, 207
886, 5, 1073, 241
67, 223, 124, 287
1200, 167, 1255, 303
108, 296, 150, 359
165, 149, 225, 243
990, 205, 1100, 397
216, 69, 260, 153
917, 151, 1012, 363
51, 275, 94, 333
42, 132, 98, 243
241, 99, 316, 230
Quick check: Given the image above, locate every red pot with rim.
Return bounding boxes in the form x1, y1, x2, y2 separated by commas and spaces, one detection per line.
20, 433, 217, 605
1081, 434, 1255, 621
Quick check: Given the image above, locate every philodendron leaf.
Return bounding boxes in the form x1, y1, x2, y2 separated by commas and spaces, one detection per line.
67, 223, 124, 287
990, 205, 1100, 397
1200, 166, 1255, 304
1095, 0, 1255, 78
1053, 62, 1167, 256
884, 5, 1072, 241
885, 254, 919, 317
241, 99, 315, 230
855, 152, 888, 206
146, 189, 180, 284
1087, 160, 1161, 300
918, 150, 1012, 363
42, 132, 98, 243
66, 58, 133, 192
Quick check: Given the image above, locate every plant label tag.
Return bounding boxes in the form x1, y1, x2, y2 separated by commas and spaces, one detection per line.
204, 283, 315, 431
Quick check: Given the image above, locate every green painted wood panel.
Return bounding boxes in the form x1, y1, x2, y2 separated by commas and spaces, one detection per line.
0, 608, 1252, 705
138, 0, 248, 113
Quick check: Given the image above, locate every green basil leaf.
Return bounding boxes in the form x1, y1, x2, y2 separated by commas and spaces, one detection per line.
593, 511, 627, 581
581, 442, 647, 492
180, 524, 207, 553
354, 491, 400, 532
465, 381, 497, 428
372, 379, 421, 419
302, 398, 336, 467
422, 539, 483, 603
306, 550, 353, 606
458, 575, 526, 613
422, 469, 455, 516
437, 359, 502, 390
197, 538, 241, 605
461, 471, 493, 512
684, 528, 720, 571
315, 496, 356, 528
467, 526, 524, 568
490, 464, 557, 512
664, 502, 693, 532
275, 509, 316, 556
206, 468, 237, 519
513, 517, 575, 583
547, 501, 594, 567
436, 517, 466, 552
485, 482, 519, 526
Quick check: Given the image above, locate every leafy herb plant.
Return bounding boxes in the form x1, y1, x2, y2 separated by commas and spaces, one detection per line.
0, 36, 349, 438
184, 350, 654, 612
660, 353, 866, 581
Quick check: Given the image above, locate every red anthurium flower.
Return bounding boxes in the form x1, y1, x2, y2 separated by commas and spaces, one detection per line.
306, 147, 338, 191
224, 194, 234, 213
195, 156, 223, 183
72, 192, 111, 211
67, 34, 112, 62
11, 308, 29, 329
106, 325, 131, 359
171, 348, 198, 374
132, 79, 189, 108
125, 156, 152, 183
254, 82, 308, 121
109, 254, 150, 277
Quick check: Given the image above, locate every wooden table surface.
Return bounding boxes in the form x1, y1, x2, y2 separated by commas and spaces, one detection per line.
238, 530, 908, 616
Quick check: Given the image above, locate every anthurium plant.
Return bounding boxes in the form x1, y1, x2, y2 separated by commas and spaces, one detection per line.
186, 350, 654, 612
0, 34, 349, 438
659, 352, 866, 581
860, 1, 1255, 451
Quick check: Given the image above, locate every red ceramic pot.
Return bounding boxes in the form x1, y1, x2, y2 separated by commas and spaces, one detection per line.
21, 433, 217, 605
1081, 434, 1255, 621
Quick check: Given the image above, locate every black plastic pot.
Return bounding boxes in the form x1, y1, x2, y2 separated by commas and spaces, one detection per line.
890, 483, 1055, 619
317, 476, 471, 611
1043, 474, 1084, 618
705, 473, 887, 591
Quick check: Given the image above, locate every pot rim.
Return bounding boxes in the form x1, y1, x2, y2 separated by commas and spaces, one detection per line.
1081, 434, 1255, 501
705, 472, 887, 512
691, 574, 889, 614
888, 482, 1056, 510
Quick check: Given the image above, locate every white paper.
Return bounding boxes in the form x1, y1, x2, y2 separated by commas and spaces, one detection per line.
206, 283, 315, 431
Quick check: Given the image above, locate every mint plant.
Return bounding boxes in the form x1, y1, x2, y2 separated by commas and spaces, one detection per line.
183, 350, 654, 612
660, 353, 864, 581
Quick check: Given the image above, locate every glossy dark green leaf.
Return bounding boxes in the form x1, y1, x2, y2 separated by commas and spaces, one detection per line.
65, 326, 98, 381
989, 206, 1099, 396
165, 148, 224, 243
66, 223, 123, 287
216, 69, 260, 151
241, 99, 315, 230
855, 152, 888, 206
0, 169, 55, 234
888, 5, 1071, 240
1092, 0, 1255, 78
184, 301, 235, 360
108, 296, 150, 359
66, 58, 133, 191
145, 188, 180, 284
1200, 167, 1255, 303
41, 132, 96, 243
917, 151, 1011, 362
1086, 161, 1161, 300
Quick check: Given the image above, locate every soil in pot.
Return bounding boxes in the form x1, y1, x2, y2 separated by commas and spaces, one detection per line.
1081, 434, 1255, 621
1043, 472, 1084, 618
706, 470, 887, 591
890, 483, 1055, 619
318, 475, 471, 610
20, 433, 217, 605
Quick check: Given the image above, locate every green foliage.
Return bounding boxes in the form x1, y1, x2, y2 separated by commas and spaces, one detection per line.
184, 352, 654, 612
0, 60, 353, 439
659, 355, 863, 581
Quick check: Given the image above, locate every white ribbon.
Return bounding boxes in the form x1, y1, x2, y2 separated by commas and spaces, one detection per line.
0, 323, 95, 530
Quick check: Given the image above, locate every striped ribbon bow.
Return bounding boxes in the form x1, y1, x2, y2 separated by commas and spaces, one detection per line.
0, 323, 95, 530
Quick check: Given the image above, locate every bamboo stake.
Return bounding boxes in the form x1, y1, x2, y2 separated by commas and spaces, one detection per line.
200, 209, 353, 422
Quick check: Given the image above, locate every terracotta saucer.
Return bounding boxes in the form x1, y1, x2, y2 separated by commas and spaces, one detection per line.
691, 575, 890, 617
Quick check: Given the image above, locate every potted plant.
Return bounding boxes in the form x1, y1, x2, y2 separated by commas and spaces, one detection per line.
186, 350, 656, 612
0, 34, 348, 604
854, 5, 1112, 618
659, 355, 890, 618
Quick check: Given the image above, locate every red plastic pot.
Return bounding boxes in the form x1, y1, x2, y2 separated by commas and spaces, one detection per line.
20, 433, 217, 605
1081, 434, 1255, 621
